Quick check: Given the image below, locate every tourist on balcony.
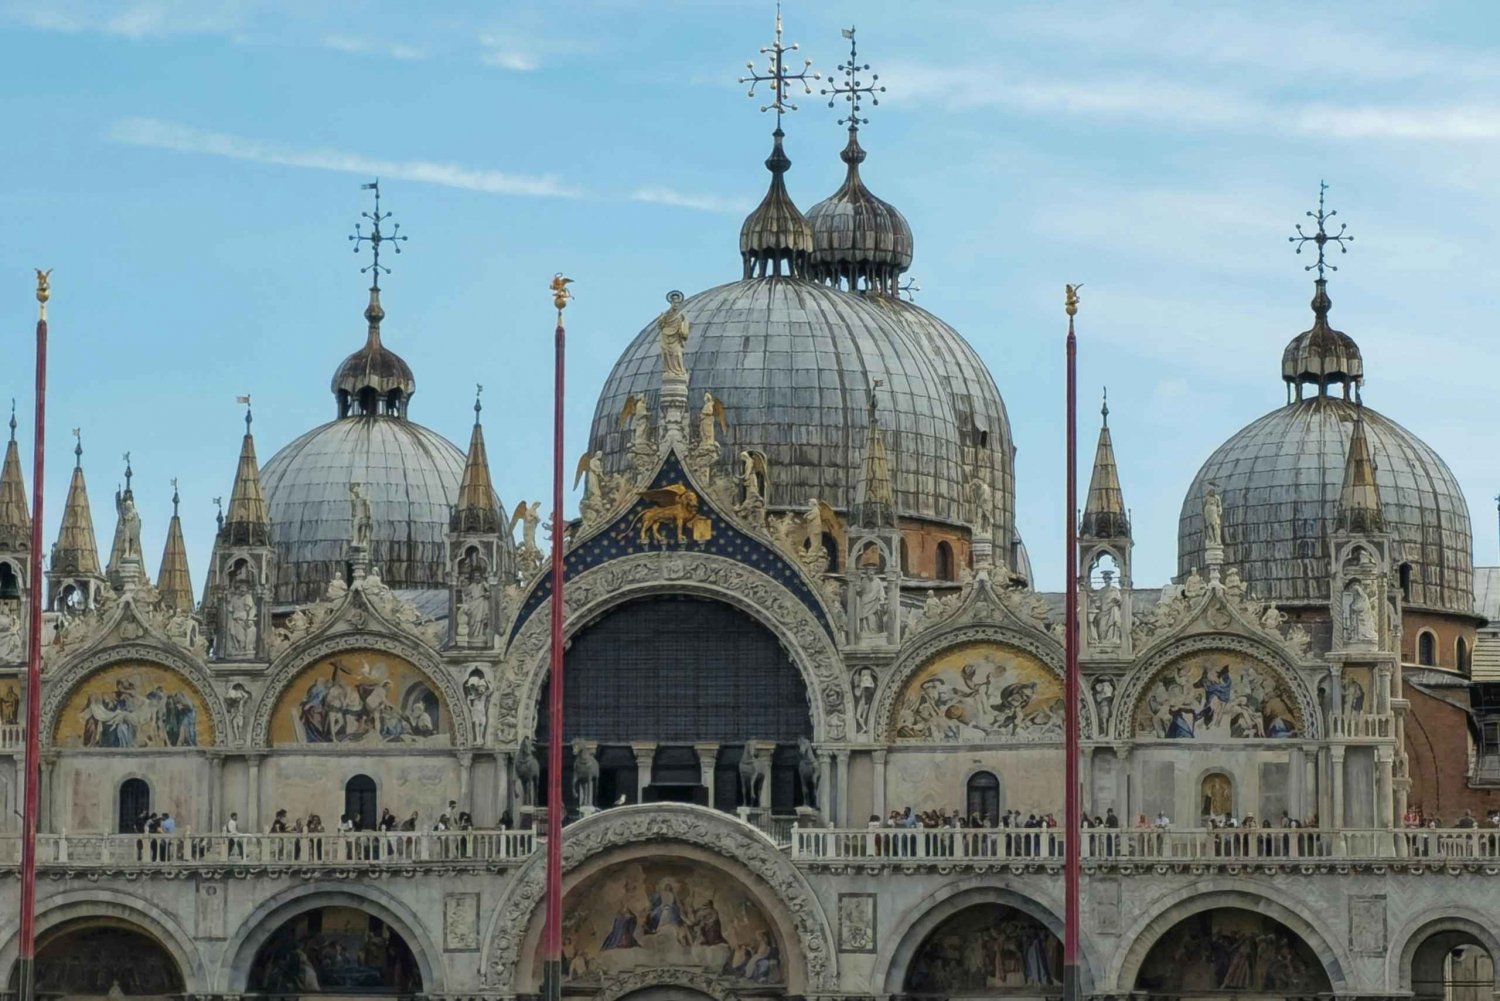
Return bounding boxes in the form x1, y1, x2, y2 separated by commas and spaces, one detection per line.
224, 812, 243, 858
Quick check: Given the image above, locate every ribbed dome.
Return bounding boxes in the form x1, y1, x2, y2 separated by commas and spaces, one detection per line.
806, 130, 913, 294
590, 277, 966, 524
261, 417, 467, 606
1178, 397, 1473, 615
866, 295, 1014, 544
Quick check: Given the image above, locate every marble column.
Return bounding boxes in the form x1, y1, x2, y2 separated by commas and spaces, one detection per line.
208, 754, 225, 832
871, 749, 887, 819
1330, 746, 1346, 828
834, 749, 850, 827
1315, 746, 1331, 826
1288, 745, 1306, 821
39, 752, 55, 833
695, 743, 719, 808
631, 742, 657, 802
818, 751, 833, 823
246, 754, 263, 831
496, 751, 513, 826
458, 752, 473, 813
1376, 747, 1394, 828
1375, 664, 1393, 716
1079, 747, 1094, 817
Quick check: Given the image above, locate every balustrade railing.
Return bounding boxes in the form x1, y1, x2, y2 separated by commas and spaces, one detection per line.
0, 829, 535, 867
789, 826, 1500, 863
0, 724, 21, 749
1329, 713, 1393, 738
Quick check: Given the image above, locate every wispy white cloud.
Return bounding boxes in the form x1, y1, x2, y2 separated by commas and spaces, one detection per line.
107, 117, 583, 198
4, 0, 250, 39
323, 34, 426, 61
477, 28, 594, 72
630, 187, 752, 214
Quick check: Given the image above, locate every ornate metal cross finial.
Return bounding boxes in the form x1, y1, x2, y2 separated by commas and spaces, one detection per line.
822, 26, 884, 128
1289, 180, 1352, 280
237, 393, 253, 429
72, 427, 82, 466
122, 451, 133, 491
1101, 386, 1109, 427
739, 2, 820, 129
213, 496, 224, 531
898, 275, 921, 302
349, 179, 407, 288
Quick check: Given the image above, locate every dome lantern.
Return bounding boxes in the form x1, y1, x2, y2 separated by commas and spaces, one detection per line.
1283, 182, 1361, 402
335, 180, 415, 419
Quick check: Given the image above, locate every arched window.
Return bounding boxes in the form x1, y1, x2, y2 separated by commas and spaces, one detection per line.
344, 775, 377, 831
1457, 637, 1470, 674
0, 561, 18, 600
935, 541, 955, 582
965, 771, 1000, 825
821, 532, 841, 572
1418, 631, 1437, 667
118, 778, 150, 833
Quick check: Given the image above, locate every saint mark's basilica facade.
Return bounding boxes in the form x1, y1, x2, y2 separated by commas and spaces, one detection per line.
1, 17, 1499, 1001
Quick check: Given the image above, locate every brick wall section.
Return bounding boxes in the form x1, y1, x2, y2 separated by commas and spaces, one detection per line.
1403, 679, 1500, 822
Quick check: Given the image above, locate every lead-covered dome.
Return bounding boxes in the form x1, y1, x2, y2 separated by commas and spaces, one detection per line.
1179, 278, 1472, 614
590, 277, 966, 523
806, 130, 913, 294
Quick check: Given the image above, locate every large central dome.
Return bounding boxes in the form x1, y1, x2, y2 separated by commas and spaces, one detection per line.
591, 277, 966, 523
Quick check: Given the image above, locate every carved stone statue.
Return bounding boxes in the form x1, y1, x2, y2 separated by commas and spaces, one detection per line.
460, 578, 491, 643
1092, 676, 1116, 732
1090, 580, 1123, 646
576, 451, 608, 526
657, 290, 690, 381
349, 482, 374, 550
968, 470, 994, 536
463, 668, 492, 744
0, 603, 22, 662
736, 449, 769, 522
1183, 565, 1206, 599
796, 736, 820, 809
514, 736, 540, 806
225, 582, 258, 657
116, 491, 142, 559
572, 739, 600, 809
857, 571, 886, 638
1202, 485, 1223, 548
225, 682, 250, 742
852, 667, 877, 735
1344, 579, 1376, 645
621, 395, 653, 455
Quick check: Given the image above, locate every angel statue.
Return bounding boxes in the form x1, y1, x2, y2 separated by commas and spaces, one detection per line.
510, 501, 543, 570
698, 392, 727, 449
575, 451, 608, 526
967, 468, 994, 536
619, 394, 653, 453
736, 449, 769, 522
657, 290, 690, 381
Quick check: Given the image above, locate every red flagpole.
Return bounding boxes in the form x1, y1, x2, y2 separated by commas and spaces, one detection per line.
1062, 284, 1082, 1001
543, 274, 572, 1001
18, 270, 50, 1001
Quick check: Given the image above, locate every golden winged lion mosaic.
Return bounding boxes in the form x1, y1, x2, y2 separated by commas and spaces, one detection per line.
625, 483, 712, 545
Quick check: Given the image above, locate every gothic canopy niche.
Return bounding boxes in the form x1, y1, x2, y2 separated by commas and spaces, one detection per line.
43, 648, 225, 750
263, 647, 452, 747
503, 552, 849, 745
485, 805, 836, 993
1123, 645, 1310, 742
878, 629, 1088, 743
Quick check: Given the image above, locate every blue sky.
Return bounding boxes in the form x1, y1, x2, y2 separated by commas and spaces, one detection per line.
1, 0, 1497, 592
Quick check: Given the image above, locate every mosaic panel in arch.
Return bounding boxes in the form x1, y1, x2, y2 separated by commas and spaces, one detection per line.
546, 858, 786, 987
904, 904, 1062, 994
1132, 649, 1301, 740
249, 906, 422, 993
31, 921, 185, 997
269, 649, 449, 746
1134, 908, 1330, 995
54, 662, 214, 748
891, 642, 1063, 742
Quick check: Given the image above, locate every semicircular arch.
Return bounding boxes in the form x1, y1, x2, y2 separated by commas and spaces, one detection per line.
218, 881, 444, 993
482, 803, 837, 994
251, 629, 470, 747
41, 642, 227, 749
502, 553, 848, 744
877, 878, 1095, 995
1113, 632, 1321, 742
875, 623, 1091, 744
1390, 910, 1500, 993
1111, 881, 1348, 994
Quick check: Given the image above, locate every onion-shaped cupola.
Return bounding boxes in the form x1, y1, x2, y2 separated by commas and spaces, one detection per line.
806, 29, 912, 294
332, 180, 414, 418
739, 130, 814, 279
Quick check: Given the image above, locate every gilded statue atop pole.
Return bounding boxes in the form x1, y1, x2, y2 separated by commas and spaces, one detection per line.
657, 290, 690, 381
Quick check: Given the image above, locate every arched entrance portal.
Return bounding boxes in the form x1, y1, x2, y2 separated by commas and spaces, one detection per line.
537, 596, 813, 815
1134, 906, 1331, 996
12, 918, 185, 997
248, 906, 421, 994
1411, 928, 1496, 1001
904, 903, 1062, 996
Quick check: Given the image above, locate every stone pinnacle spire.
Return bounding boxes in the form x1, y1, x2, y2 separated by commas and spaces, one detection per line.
451, 386, 502, 534
52, 431, 101, 577
853, 381, 895, 528
221, 403, 270, 547
1081, 389, 1129, 540
0, 404, 30, 552
157, 480, 194, 613
1336, 405, 1384, 535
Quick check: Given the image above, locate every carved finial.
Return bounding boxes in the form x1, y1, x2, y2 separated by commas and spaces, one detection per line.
72, 427, 82, 467
35, 268, 52, 320
213, 496, 224, 531
1289, 181, 1352, 281
822, 26, 884, 129
122, 451, 133, 493
551, 274, 574, 313
1065, 283, 1082, 317
740, 1, 820, 130
349, 179, 407, 290
237, 394, 253, 430
1101, 387, 1109, 428
171, 477, 180, 516
8, 400, 14, 442
474, 383, 484, 423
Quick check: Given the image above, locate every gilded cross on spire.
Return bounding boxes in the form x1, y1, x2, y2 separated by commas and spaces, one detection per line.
823, 26, 884, 128
1289, 181, 1352, 280
739, 2, 820, 129
349, 179, 407, 288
